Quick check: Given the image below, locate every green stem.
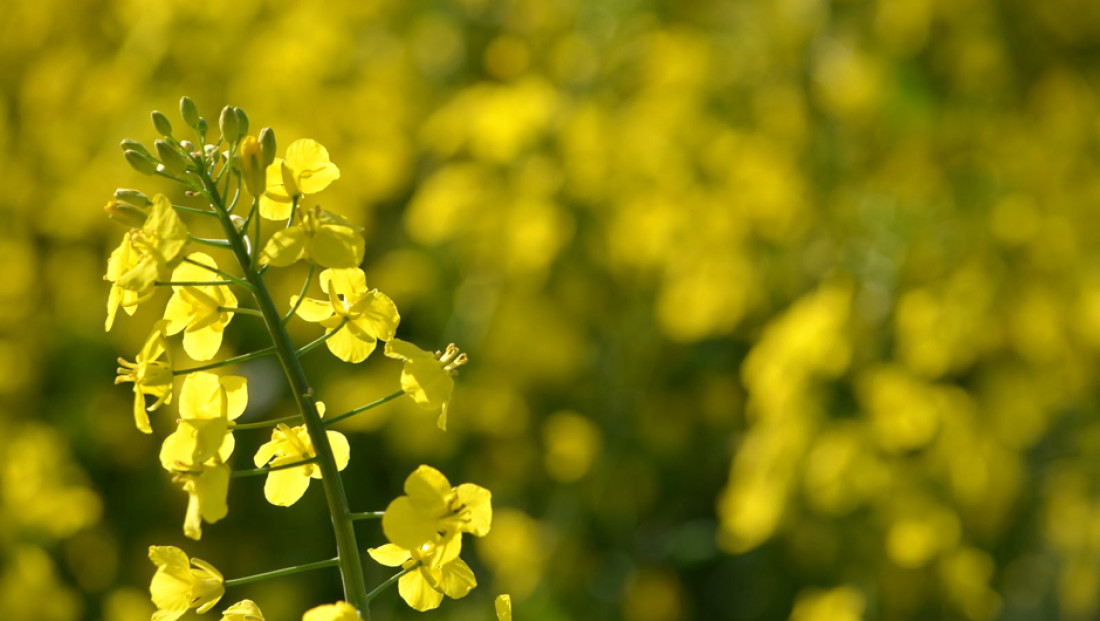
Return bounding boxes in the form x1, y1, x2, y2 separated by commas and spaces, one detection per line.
232, 456, 318, 478
188, 234, 232, 248
172, 204, 217, 217
182, 256, 254, 291
366, 563, 420, 603
282, 263, 316, 326
224, 558, 339, 588
349, 511, 385, 521
232, 413, 304, 430
199, 166, 373, 618
173, 346, 276, 376
220, 306, 264, 318
324, 391, 404, 427
155, 280, 235, 287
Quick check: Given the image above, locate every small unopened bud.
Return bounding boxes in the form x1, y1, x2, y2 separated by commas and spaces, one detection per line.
239, 135, 266, 197
259, 127, 277, 166
204, 143, 222, 166
219, 106, 240, 143
234, 107, 249, 137
180, 140, 195, 152
113, 188, 152, 207
230, 214, 247, 232
124, 149, 158, 175
197, 117, 208, 137
105, 199, 149, 228
151, 110, 173, 136
155, 140, 189, 174
120, 139, 152, 158
179, 96, 200, 128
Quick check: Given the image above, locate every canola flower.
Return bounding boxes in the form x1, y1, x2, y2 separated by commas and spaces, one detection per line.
104, 100, 482, 620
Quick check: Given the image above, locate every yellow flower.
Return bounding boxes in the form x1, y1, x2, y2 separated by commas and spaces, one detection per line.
382, 465, 492, 567
115, 319, 173, 434
105, 194, 189, 330
163, 252, 237, 361
258, 205, 365, 269
496, 594, 512, 621
259, 138, 340, 220
291, 268, 399, 363
253, 403, 350, 506
148, 545, 224, 621
220, 599, 265, 621
383, 340, 467, 430
301, 601, 360, 621
369, 541, 477, 612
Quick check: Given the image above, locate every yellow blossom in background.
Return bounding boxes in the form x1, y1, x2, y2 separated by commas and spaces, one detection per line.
368, 542, 477, 611
253, 403, 349, 506
301, 601, 359, 621
148, 546, 224, 621
495, 594, 511, 621
163, 253, 237, 361
383, 340, 466, 429
219, 599, 265, 621
291, 268, 399, 363
259, 139, 341, 220
115, 319, 173, 433
788, 585, 865, 621
259, 206, 365, 269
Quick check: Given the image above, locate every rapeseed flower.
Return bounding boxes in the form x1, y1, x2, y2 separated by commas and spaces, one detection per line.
115, 319, 173, 433
382, 465, 491, 567
496, 594, 512, 621
368, 541, 477, 612
301, 601, 360, 621
163, 252, 237, 361
258, 206, 365, 269
384, 340, 467, 429
291, 268, 399, 363
259, 138, 340, 220
149, 545, 224, 621
253, 403, 350, 506
105, 193, 189, 330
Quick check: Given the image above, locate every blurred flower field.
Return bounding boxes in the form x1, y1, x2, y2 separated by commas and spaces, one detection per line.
5, 0, 1100, 619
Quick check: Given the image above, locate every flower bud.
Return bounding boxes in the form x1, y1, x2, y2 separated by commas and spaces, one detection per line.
233, 107, 249, 137
105, 199, 149, 228
219, 106, 240, 144
114, 188, 152, 207
151, 110, 173, 137
179, 96, 200, 128
124, 149, 159, 175
155, 140, 189, 175
197, 117, 208, 137
120, 139, 152, 158
239, 136, 266, 197
259, 127, 277, 166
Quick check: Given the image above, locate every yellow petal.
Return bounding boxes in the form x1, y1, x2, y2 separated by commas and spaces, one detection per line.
320, 268, 367, 298
325, 325, 376, 363
438, 557, 476, 599
133, 390, 153, 434
399, 569, 445, 612
384, 338, 434, 362
328, 430, 350, 472
264, 466, 311, 506
220, 375, 248, 420
368, 544, 412, 568
353, 291, 400, 342
259, 228, 307, 267
495, 594, 512, 621
301, 601, 360, 621
219, 599, 265, 621
402, 359, 454, 410
382, 497, 441, 552
310, 224, 363, 268
455, 483, 493, 536
285, 139, 341, 195
162, 291, 191, 335
292, 296, 334, 323
180, 373, 221, 420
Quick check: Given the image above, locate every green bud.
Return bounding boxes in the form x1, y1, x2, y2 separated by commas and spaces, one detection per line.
155, 139, 189, 174
124, 149, 158, 175
180, 96, 200, 128
197, 117, 208, 137
219, 106, 240, 143
259, 127, 277, 166
151, 110, 173, 136
113, 188, 152, 207
234, 107, 249, 137
120, 139, 152, 158
105, 199, 149, 228
239, 135, 266, 197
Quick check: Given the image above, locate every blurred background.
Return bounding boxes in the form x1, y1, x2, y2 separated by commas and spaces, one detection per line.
5, 0, 1100, 619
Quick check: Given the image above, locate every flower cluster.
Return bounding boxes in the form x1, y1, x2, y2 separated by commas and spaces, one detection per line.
104, 100, 503, 620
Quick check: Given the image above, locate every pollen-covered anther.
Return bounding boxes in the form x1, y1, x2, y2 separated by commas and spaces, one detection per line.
437, 344, 468, 373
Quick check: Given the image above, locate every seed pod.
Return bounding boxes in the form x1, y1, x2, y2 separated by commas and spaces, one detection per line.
259, 127, 277, 166
124, 149, 159, 175
151, 110, 173, 136
179, 96, 200, 128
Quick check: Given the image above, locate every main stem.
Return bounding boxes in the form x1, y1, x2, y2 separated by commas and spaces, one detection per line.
199, 169, 372, 618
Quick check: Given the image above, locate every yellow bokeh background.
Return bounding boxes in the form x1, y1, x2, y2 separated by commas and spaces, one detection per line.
5, 0, 1100, 619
